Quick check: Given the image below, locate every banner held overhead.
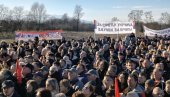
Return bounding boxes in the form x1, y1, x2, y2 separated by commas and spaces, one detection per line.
144, 26, 170, 37
95, 21, 135, 34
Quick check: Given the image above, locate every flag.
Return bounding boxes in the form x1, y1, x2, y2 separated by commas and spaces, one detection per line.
16, 59, 22, 84
115, 78, 120, 97
94, 20, 96, 29
140, 92, 146, 97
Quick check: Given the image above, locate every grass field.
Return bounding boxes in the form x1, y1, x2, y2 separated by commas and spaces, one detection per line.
0, 31, 144, 43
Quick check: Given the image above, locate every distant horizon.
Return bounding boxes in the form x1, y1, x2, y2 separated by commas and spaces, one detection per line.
0, 0, 170, 22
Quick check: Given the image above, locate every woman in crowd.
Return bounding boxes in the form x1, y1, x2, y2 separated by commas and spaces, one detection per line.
46, 78, 59, 97
26, 80, 39, 97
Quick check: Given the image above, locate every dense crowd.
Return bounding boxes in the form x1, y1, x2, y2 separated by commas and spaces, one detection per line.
0, 33, 170, 97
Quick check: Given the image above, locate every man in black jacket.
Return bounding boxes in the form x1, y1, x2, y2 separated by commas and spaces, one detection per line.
2, 80, 20, 97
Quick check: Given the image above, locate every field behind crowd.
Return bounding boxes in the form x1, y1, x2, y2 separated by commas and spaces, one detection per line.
0, 31, 144, 43
62, 31, 144, 40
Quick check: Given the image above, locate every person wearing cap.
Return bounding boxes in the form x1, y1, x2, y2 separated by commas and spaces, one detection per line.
41, 66, 49, 78
144, 79, 155, 97
68, 68, 84, 91
21, 63, 34, 78
2, 80, 20, 97
86, 69, 104, 97
33, 71, 45, 88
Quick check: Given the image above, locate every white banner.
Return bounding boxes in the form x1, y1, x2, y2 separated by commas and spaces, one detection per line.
144, 26, 170, 37
94, 21, 135, 34
15, 30, 63, 41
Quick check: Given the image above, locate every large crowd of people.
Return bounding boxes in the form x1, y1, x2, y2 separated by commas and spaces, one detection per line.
0, 33, 170, 97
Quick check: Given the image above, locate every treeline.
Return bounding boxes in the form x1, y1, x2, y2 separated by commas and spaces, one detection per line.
0, 2, 170, 33
0, 3, 94, 32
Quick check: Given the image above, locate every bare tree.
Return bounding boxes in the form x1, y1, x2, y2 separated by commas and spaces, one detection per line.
111, 17, 119, 22
29, 2, 47, 30
62, 13, 69, 24
12, 6, 25, 30
144, 11, 154, 23
159, 12, 170, 24
13, 7, 24, 21
73, 5, 84, 31
128, 10, 143, 22
0, 5, 9, 20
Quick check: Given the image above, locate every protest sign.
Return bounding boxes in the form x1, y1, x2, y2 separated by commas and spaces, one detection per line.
15, 30, 63, 41
144, 26, 170, 37
95, 21, 135, 34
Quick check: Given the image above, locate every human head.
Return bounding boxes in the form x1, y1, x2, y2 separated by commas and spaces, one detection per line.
68, 68, 78, 81
118, 72, 128, 84
26, 80, 38, 93
152, 68, 163, 81
102, 75, 113, 89
59, 79, 71, 93
106, 65, 117, 77
2, 80, 15, 96
36, 88, 52, 97
72, 91, 85, 97
76, 64, 86, 75
145, 79, 154, 93
21, 63, 34, 76
152, 87, 164, 97
55, 93, 66, 97
86, 69, 98, 81
46, 78, 59, 93
126, 59, 136, 72
127, 74, 138, 89
165, 80, 170, 94
33, 71, 44, 85
138, 72, 147, 85
82, 82, 95, 96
